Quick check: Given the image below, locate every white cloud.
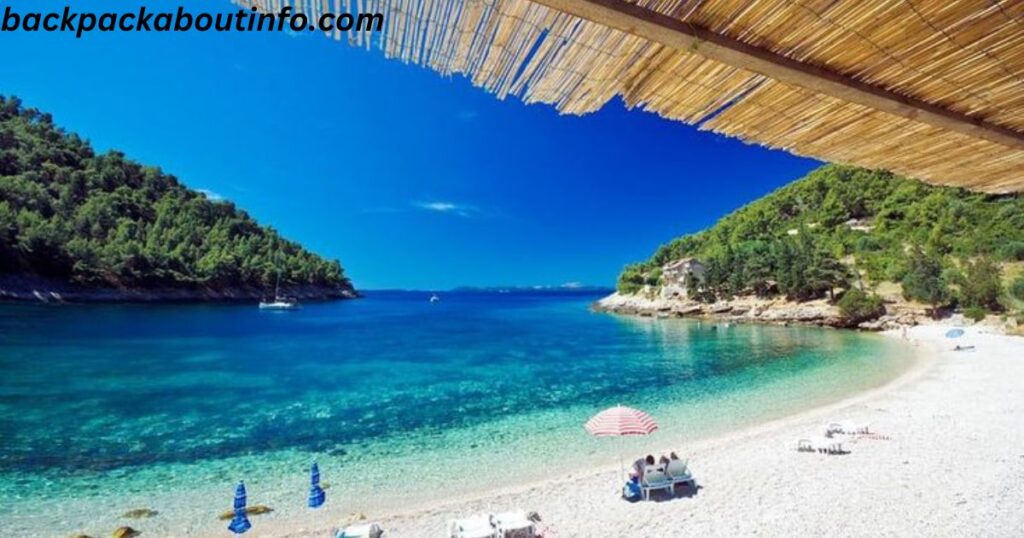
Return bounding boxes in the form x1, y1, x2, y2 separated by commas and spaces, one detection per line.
197, 189, 224, 202
413, 201, 476, 217
417, 201, 457, 212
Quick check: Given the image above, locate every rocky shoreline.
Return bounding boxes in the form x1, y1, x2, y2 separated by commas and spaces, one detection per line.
593, 291, 926, 331
0, 275, 359, 304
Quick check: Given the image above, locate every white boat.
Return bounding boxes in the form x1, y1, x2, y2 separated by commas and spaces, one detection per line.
259, 261, 299, 310
259, 298, 298, 310
430, 294, 440, 304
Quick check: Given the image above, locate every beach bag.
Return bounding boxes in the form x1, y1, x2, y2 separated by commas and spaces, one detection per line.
622, 479, 642, 501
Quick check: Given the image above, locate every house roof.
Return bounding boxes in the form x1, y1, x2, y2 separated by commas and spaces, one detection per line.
663, 257, 701, 270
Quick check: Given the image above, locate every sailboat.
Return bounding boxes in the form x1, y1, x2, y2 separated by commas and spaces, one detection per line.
259, 262, 298, 310
429, 294, 440, 304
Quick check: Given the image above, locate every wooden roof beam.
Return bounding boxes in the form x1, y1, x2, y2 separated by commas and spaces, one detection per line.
530, 0, 1024, 150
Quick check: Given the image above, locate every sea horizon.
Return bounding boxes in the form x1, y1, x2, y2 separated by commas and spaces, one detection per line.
357, 286, 617, 294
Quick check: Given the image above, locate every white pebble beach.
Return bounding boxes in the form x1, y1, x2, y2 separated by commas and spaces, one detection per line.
259, 324, 1024, 538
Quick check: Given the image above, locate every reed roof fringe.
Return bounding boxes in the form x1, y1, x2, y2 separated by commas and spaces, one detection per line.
240, 0, 1024, 193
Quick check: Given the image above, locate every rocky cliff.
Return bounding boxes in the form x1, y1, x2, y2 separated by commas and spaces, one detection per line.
594, 291, 928, 331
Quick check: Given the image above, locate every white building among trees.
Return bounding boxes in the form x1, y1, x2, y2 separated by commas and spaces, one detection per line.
660, 257, 706, 299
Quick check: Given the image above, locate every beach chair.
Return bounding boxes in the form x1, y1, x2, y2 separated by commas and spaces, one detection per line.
665, 458, 694, 490
798, 437, 844, 454
640, 464, 673, 501
812, 436, 844, 454
493, 510, 536, 538
448, 514, 497, 538
827, 420, 870, 435
850, 422, 870, 435
335, 522, 384, 538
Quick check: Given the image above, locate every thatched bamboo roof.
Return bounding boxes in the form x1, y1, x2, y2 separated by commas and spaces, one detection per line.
243, 0, 1024, 193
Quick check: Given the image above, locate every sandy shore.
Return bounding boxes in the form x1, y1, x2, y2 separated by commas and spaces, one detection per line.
268, 324, 1024, 538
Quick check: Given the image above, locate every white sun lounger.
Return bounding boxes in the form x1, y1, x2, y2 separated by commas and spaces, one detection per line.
448, 514, 497, 538
641, 464, 673, 500
335, 522, 384, 538
493, 510, 536, 538
826, 421, 870, 436
822, 437, 844, 453
665, 458, 695, 489
798, 437, 845, 454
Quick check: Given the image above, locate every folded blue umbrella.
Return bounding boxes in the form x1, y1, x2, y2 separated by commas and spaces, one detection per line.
228, 481, 252, 534
309, 462, 326, 508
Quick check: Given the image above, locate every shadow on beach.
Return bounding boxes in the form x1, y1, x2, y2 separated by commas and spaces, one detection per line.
643, 483, 703, 503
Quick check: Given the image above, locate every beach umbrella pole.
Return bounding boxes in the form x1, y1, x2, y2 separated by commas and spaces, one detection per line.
619, 437, 625, 489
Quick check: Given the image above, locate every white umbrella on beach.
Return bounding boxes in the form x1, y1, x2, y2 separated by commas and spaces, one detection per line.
584, 405, 659, 492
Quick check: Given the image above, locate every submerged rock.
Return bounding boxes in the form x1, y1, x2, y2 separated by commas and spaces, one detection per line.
338, 513, 367, 526
112, 527, 141, 538
709, 302, 733, 313
218, 505, 274, 520
247, 505, 273, 516
672, 304, 702, 315
122, 508, 158, 519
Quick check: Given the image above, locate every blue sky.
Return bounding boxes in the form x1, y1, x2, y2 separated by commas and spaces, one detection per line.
1, 0, 820, 289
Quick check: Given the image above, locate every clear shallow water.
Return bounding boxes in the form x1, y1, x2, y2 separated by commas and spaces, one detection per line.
0, 291, 911, 537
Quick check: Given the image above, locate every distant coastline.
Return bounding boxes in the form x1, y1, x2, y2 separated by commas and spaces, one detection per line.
0, 274, 358, 304
449, 284, 614, 294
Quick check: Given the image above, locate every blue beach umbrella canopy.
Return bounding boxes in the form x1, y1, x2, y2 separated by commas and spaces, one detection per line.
946, 328, 965, 338
228, 481, 252, 534
309, 462, 326, 508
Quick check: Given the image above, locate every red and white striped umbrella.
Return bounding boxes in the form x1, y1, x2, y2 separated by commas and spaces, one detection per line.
584, 405, 659, 437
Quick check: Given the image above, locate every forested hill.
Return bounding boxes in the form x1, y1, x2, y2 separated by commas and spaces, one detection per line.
0, 96, 355, 301
618, 164, 1024, 320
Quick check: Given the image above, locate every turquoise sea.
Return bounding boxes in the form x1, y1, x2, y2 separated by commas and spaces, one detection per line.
0, 291, 911, 537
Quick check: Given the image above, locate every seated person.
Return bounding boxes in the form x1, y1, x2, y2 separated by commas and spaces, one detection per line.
629, 458, 643, 479
632, 454, 656, 478
659, 451, 680, 465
